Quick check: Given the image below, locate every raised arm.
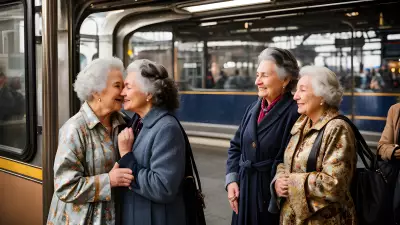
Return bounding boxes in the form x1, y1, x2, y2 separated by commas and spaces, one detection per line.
54, 124, 132, 203
120, 122, 186, 204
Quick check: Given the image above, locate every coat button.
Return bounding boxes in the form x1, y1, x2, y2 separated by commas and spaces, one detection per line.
252, 142, 257, 149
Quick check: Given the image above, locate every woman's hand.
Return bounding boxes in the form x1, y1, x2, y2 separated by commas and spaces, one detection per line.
118, 127, 134, 157
394, 148, 400, 160
275, 174, 289, 197
227, 182, 240, 214
109, 163, 134, 187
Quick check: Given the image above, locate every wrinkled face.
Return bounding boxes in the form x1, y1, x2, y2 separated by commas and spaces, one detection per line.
293, 75, 323, 116
96, 69, 124, 113
255, 60, 288, 101
121, 72, 150, 112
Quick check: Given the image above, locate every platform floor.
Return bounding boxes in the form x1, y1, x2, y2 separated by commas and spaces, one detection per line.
193, 145, 232, 225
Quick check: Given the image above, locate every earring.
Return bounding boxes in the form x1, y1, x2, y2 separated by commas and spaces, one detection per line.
320, 102, 323, 106
146, 99, 149, 102
283, 86, 285, 89
98, 98, 101, 102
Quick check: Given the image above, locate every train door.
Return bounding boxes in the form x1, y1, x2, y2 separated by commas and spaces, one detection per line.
0, 0, 42, 224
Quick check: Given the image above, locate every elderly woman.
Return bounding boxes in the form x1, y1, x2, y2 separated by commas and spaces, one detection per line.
378, 103, 400, 224
271, 66, 357, 224
46, 57, 134, 225
378, 103, 400, 161
225, 47, 300, 225
116, 59, 186, 225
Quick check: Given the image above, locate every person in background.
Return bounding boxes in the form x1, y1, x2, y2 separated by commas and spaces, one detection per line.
378, 103, 400, 224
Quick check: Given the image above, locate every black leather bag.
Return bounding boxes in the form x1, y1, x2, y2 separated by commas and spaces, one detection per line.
170, 114, 207, 225
307, 115, 398, 225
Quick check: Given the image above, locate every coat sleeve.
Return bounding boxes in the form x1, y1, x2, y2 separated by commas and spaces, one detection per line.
268, 163, 287, 213
54, 124, 111, 203
378, 105, 398, 160
287, 121, 356, 221
132, 122, 186, 204
225, 103, 253, 189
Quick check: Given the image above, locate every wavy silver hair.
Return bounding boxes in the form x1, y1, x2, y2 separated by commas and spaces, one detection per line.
258, 47, 299, 92
299, 66, 343, 108
74, 57, 124, 101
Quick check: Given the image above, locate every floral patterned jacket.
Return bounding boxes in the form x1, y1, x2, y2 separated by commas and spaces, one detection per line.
46, 102, 125, 225
270, 109, 357, 225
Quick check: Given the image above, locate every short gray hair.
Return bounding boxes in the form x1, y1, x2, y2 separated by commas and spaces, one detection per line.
299, 66, 343, 108
258, 47, 299, 91
74, 57, 124, 101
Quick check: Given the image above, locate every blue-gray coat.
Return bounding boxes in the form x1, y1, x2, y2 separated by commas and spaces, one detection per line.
117, 107, 186, 225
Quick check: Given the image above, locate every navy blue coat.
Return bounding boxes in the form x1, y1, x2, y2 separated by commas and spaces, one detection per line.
225, 92, 299, 225
117, 107, 186, 225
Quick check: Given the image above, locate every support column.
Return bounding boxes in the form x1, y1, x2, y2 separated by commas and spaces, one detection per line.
42, 0, 58, 222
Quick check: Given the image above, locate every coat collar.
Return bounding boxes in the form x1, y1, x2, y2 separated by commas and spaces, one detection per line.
141, 107, 169, 128
290, 108, 339, 135
81, 101, 125, 130
247, 92, 295, 140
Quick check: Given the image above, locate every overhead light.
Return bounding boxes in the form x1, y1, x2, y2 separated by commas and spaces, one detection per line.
200, 22, 217, 26
183, 0, 271, 13
388, 34, 400, 40
345, 11, 359, 17
233, 17, 261, 22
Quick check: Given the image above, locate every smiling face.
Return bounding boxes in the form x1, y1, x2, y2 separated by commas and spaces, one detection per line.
96, 69, 124, 113
121, 71, 151, 112
293, 75, 323, 117
255, 60, 289, 102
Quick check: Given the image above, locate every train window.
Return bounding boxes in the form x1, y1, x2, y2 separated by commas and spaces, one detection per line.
0, 3, 27, 155
175, 41, 205, 89
126, 8, 400, 94
79, 17, 99, 70
35, 12, 42, 127
128, 31, 173, 78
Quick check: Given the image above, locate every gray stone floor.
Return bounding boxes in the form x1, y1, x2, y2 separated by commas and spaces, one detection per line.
192, 145, 232, 225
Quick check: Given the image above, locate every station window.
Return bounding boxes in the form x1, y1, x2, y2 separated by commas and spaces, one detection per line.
128, 31, 173, 78
0, 3, 27, 155
126, 13, 400, 94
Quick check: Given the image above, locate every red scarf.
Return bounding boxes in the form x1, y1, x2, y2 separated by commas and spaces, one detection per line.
257, 95, 282, 124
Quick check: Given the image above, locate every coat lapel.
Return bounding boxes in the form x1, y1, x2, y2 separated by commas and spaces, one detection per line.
257, 92, 294, 135
247, 99, 261, 143
132, 107, 168, 150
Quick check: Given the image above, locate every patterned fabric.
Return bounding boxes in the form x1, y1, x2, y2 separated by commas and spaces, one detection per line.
46, 102, 125, 225
273, 109, 357, 225
257, 95, 282, 124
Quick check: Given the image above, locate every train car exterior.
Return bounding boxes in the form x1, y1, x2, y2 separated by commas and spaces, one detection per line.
177, 92, 394, 132
0, 0, 399, 224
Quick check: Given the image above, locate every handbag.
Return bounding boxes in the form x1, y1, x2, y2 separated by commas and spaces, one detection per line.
306, 115, 398, 225
169, 114, 207, 225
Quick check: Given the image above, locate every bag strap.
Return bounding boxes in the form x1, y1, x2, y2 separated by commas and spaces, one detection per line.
306, 125, 327, 172
168, 113, 203, 193
306, 115, 376, 173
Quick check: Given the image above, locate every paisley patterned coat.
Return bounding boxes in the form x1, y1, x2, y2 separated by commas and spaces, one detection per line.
46, 102, 125, 225
270, 109, 357, 225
